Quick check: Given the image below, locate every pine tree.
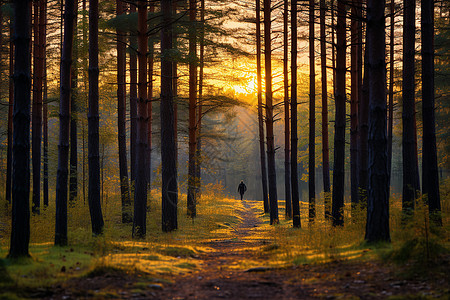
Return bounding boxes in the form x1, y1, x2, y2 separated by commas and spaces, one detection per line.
9, 0, 32, 258
88, 0, 104, 235
365, 0, 390, 243
55, 0, 77, 246
332, 0, 346, 226
291, 0, 301, 228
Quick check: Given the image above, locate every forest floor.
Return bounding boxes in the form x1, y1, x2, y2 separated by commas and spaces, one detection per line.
29, 199, 448, 300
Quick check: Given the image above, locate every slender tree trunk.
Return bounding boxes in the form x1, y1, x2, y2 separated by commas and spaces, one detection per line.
147, 3, 155, 189
387, 0, 394, 187
88, 0, 104, 235
350, 0, 360, 216
331, 0, 336, 96
41, 0, 48, 208
283, 0, 291, 219
320, 0, 331, 220
291, 0, 300, 228
358, 33, 369, 205
256, 0, 269, 213
133, 0, 148, 238
43, 59, 48, 207
264, 0, 279, 225
172, 2, 178, 167
187, 0, 198, 218
6, 18, 13, 205
402, 0, 419, 216
55, 0, 76, 246
308, 0, 315, 222
69, 2, 78, 206
117, 0, 131, 223
161, 0, 178, 232
9, 0, 32, 258
195, 0, 205, 201
421, 0, 442, 225
32, 0, 41, 214
332, 0, 346, 226
129, 3, 137, 183
82, 0, 87, 205
365, 0, 390, 243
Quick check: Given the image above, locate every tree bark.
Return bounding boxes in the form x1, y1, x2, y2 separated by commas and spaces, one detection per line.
350, 0, 360, 216
55, 0, 76, 247
187, 0, 197, 218
129, 3, 137, 183
9, 0, 32, 258
308, 0, 316, 222
256, 0, 269, 214
6, 17, 14, 205
133, 0, 148, 238
402, 0, 419, 217
32, 0, 42, 214
283, 0, 291, 219
291, 0, 300, 228
161, 0, 178, 232
365, 0, 390, 243
320, 0, 331, 220
332, 0, 346, 226
421, 0, 442, 225
264, 0, 279, 225
195, 0, 205, 201
69, 2, 78, 206
387, 0, 394, 187
41, 0, 48, 208
88, 0, 104, 235
147, 3, 155, 189
117, 0, 131, 223
359, 18, 369, 207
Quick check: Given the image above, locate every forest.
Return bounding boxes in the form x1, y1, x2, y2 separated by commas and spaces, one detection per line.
0, 0, 449, 298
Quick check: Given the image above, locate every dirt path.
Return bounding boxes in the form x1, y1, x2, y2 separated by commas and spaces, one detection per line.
47, 200, 449, 299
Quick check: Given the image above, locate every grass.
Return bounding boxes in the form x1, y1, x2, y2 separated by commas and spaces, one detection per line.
0, 180, 449, 298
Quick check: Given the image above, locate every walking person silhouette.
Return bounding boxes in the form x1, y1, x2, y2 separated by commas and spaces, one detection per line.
237, 180, 247, 200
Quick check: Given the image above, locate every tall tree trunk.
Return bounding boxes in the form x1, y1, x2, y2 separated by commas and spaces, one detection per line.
133, 0, 148, 238
6, 17, 13, 205
256, 0, 269, 213
350, 0, 360, 216
32, 0, 41, 214
172, 2, 178, 167
264, 0, 279, 225
82, 0, 87, 205
291, 0, 300, 228
43, 59, 48, 207
129, 3, 137, 183
161, 0, 178, 232
421, 0, 442, 226
402, 0, 419, 217
41, 0, 48, 208
9, 0, 32, 258
359, 34, 369, 205
69, 2, 78, 206
195, 0, 205, 201
88, 0, 104, 235
320, 0, 331, 220
308, 0, 315, 222
117, 0, 131, 223
147, 3, 155, 189
331, 0, 336, 96
55, 0, 76, 246
365, 0, 390, 243
387, 0, 394, 187
187, 0, 197, 218
283, 0, 291, 219
332, 0, 346, 226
